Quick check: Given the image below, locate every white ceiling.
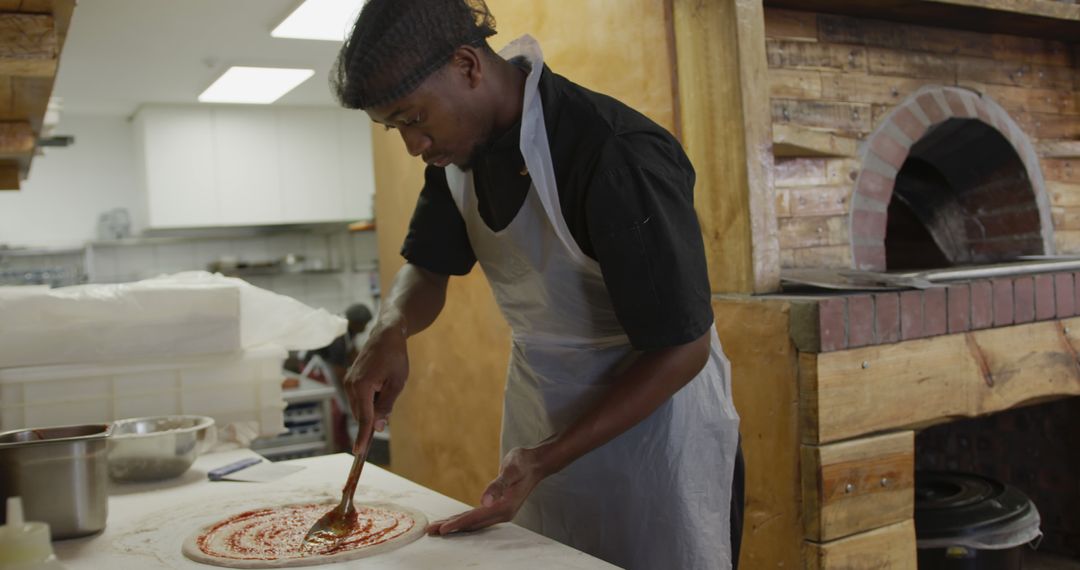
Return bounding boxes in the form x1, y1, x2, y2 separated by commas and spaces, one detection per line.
53, 0, 351, 116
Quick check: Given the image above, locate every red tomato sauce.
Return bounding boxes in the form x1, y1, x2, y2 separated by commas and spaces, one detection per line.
195, 503, 414, 561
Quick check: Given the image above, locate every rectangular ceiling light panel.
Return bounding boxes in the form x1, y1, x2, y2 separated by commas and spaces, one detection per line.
198, 66, 315, 104
271, 0, 365, 42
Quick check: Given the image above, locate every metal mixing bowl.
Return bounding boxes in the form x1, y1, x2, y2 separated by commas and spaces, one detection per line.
108, 415, 216, 482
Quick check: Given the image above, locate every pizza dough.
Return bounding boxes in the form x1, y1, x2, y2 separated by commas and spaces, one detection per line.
182, 502, 427, 568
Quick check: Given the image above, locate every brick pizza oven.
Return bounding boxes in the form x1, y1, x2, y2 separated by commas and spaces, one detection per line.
695, 1, 1080, 567
854, 85, 1054, 271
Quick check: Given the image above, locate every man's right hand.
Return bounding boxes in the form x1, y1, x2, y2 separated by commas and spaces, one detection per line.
343, 263, 450, 455
344, 316, 409, 454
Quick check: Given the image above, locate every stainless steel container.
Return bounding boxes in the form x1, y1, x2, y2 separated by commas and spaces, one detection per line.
0, 424, 112, 539
108, 415, 215, 482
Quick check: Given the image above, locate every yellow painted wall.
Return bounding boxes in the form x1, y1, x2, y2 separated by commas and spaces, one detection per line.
372, 0, 677, 505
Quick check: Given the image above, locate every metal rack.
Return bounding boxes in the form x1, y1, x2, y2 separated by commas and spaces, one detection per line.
250, 374, 336, 462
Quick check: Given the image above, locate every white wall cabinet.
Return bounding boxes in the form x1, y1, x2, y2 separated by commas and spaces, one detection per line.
214, 107, 282, 226
134, 105, 375, 229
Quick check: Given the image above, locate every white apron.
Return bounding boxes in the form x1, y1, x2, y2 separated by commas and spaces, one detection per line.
445, 36, 740, 570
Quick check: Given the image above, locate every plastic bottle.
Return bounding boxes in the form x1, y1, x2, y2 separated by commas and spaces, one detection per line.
0, 497, 68, 570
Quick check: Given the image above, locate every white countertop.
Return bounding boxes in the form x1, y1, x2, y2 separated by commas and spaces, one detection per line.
53, 449, 616, 569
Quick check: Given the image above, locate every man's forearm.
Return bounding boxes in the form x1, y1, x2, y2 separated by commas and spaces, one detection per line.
533, 330, 712, 476
377, 263, 449, 338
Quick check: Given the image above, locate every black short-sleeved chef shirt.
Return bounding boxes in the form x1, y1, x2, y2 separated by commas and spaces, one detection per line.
401, 64, 713, 351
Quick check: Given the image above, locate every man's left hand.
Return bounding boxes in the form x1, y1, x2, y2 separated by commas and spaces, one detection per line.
425, 446, 547, 536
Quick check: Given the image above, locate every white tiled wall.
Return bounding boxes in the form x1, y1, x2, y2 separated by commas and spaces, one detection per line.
86, 230, 380, 316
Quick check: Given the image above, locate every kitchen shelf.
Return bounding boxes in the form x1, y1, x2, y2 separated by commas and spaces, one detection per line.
217, 268, 345, 278
87, 228, 342, 248
0, 247, 84, 257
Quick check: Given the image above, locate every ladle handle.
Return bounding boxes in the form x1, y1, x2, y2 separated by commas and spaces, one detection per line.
340, 423, 376, 509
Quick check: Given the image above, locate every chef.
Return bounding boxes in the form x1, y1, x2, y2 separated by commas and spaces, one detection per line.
332, 0, 742, 568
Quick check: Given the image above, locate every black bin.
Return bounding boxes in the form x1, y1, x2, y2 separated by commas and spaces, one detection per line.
915, 471, 1042, 570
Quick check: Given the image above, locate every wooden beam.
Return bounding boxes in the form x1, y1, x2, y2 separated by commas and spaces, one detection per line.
763, 0, 1080, 42
673, 0, 780, 294
1043, 159, 1079, 184
792, 245, 853, 268
21, 1, 75, 53
1040, 140, 1080, 159
774, 157, 858, 188
772, 123, 857, 158
766, 39, 867, 72
768, 69, 823, 100
0, 161, 19, 189
7, 75, 49, 143
0, 1, 75, 186
777, 215, 848, 248
771, 99, 872, 136
0, 120, 34, 154
935, 0, 1080, 20
803, 319, 1080, 444
712, 296, 803, 569
0, 121, 33, 183
782, 185, 852, 217
820, 72, 926, 107
801, 431, 914, 541
0, 13, 57, 77
763, 8, 818, 41
816, 11, 994, 60
804, 519, 917, 569
1049, 181, 1080, 207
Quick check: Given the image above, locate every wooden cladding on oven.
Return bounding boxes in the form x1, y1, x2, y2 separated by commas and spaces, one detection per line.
801, 431, 914, 542
799, 318, 1080, 444
804, 520, 916, 570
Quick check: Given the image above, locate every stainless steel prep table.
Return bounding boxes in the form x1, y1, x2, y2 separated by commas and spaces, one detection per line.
53, 449, 617, 569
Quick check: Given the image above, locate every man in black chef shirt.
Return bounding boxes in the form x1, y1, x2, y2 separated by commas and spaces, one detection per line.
333, 1, 743, 568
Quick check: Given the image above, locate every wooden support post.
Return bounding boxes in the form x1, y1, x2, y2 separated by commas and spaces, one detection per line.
804, 520, 917, 570
713, 296, 802, 568
801, 431, 914, 541
672, 0, 780, 294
